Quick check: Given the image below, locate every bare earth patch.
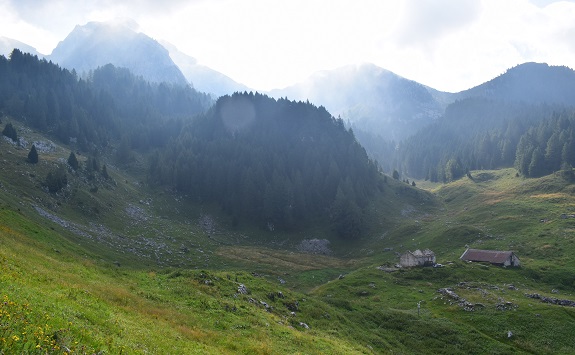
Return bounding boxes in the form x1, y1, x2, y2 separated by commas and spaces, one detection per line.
216, 246, 357, 271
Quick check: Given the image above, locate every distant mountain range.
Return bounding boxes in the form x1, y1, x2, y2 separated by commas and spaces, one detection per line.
3, 21, 575, 156
270, 63, 448, 141
1, 21, 248, 97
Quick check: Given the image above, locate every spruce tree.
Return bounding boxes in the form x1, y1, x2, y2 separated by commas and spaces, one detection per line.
67, 152, 79, 170
2, 123, 18, 142
27, 145, 38, 164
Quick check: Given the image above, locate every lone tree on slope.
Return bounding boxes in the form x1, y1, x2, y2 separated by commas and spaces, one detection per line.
28, 144, 38, 164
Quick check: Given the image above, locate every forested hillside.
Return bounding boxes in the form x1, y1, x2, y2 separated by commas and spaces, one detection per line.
0, 50, 212, 151
389, 63, 575, 182
0, 51, 383, 238
396, 98, 575, 181
149, 92, 382, 236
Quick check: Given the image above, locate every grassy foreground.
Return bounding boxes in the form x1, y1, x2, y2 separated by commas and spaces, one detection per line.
1, 207, 368, 354
2, 120, 575, 353
3, 191, 575, 354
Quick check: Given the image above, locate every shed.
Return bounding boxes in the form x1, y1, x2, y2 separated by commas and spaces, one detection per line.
399, 249, 436, 267
460, 248, 520, 267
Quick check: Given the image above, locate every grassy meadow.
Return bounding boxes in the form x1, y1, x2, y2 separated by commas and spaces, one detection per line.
2, 120, 575, 353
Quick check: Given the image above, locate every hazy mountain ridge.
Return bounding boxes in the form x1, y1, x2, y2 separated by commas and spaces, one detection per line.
0, 36, 43, 58
161, 40, 249, 97
457, 62, 575, 105
49, 21, 188, 86
5, 23, 575, 182
270, 63, 448, 142
394, 62, 575, 181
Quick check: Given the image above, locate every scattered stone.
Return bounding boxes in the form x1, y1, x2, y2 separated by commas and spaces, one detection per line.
299, 322, 310, 329
278, 277, 286, 284
437, 288, 477, 312
125, 204, 149, 222
198, 214, 216, 235
507, 330, 513, 338
296, 238, 332, 255
237, 284, 249, 295
338, 274, 345, 280
525, 293, 575, 307
495, 301, 516, 311
259, 300, 272, 312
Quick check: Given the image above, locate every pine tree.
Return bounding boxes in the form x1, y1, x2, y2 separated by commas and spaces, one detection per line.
67, 152, 79, 170
27, 145, 38, 164
528, 148, 545, 177
545, 132, 562, 172
2, 122, 18, 142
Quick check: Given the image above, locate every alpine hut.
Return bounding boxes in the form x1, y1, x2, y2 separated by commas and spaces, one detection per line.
399, 249, 436, 267
460, 248, 520, 267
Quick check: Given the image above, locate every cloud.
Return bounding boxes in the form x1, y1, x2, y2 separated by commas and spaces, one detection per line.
2, 0, 214, 39
529, 0, 575, 8
1, 0, 575, 92
392, 0, 482, 48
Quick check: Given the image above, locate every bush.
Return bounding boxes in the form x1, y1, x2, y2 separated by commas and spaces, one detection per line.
45, 167, 67, 193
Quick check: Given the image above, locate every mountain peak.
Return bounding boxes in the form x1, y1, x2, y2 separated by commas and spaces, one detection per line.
49, 20, 187, 86
270, 62, 445, 142
460, 62, 575, 105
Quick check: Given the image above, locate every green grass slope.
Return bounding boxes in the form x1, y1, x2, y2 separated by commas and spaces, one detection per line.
2, 119, 575, 353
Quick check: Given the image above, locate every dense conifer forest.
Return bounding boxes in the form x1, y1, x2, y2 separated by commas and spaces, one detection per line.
0, 50, 212, 151
148, 93, 381, 235
395, 98, 575, 181
0, 51, 382, 237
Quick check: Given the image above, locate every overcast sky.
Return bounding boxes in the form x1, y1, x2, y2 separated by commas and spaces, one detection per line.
1, 0, 575, 92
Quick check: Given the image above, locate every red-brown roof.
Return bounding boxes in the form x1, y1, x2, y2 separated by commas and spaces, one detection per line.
460, 249, 515, 264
